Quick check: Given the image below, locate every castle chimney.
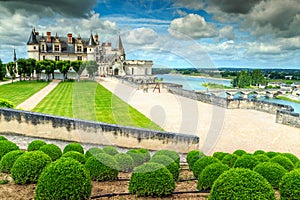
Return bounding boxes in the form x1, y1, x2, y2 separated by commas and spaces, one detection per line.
67, 33, 73, 44
47, 32, 51, 43
94, 33, 98, 44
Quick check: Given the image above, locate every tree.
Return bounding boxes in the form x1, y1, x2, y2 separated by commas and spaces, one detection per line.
252, 69, 265, 86
17, 58, 27, 81
233, 70, 252, 88
71, 60, 84, 82
56, 60, 70, 82
39, 60, 55, 82
35, 61, 43, 80
0, 59, 6, 81
6, 62, 17, 83
86, 61, 98, 80
26, 58, 36, 80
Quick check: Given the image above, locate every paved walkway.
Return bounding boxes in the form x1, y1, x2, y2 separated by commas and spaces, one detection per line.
17, 80, 61, 110
0, 79, 19, 86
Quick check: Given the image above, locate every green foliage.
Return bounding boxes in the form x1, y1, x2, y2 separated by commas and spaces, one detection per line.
102, 146, 119, 156
254, 162, 287, 188
281, 152, 299, 164
11, 151, 51, 184
251, 69, 265, 86
270, 155, 294, 171
254, 154, 270, 162
187, 150, 206, 170
153, 150, 180, 166
85, 153, 119, 181
198, 163, 229, 190
295, 161, 300, 169
265, 151, 279, 158
114, 153, 134, 172
63, 142, 84, 154
27, 140, 47, 151
233, 149, 247, 156
0, 98, 15, 108
209, 168, 276, 200
213, 152, 229, 161
193, 156, 221, 178
85, 147, 104, 159
253, 150, 265, 155
0, 59, 6, 81
61, 151, 86, 164
279, 169, 300, 199
0, 140, 19, 160
0, 136, 7, 141
129, 162, 175, 197
150, 155, 180, 181
0, 150, 24, 173
39, 144, 62, 161
35, 157, 92, 200
233, 154, 260, 170
126, 149, 148, 167
233, 70, 252, 88
136, 148, 151, 162
221, 154, 239, 168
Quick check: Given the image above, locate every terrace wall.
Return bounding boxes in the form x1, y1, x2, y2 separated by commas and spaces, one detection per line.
276, 110, 300, 128
0, 108, 199, 153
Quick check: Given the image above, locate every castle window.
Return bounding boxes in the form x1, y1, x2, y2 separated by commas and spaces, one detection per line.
77, 56, 82, 60
55, 56, 60, 61
132, 68, 134, 75
33, 46, 36, 50
54, 45, 59, 51
42, 45, 45, 51
43, 56, 45, 60
77, 46, 82, 52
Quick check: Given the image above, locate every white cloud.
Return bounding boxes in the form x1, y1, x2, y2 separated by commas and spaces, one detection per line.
173, 0, 206, 10
219, 26, 235, 40
124, 28, 158, 45
168, 14, 218, 39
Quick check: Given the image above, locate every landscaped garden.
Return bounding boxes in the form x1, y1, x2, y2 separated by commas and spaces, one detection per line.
1, 135, 300, 199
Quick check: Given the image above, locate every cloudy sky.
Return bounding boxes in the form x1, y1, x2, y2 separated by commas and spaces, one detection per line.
0, 0, 299, 69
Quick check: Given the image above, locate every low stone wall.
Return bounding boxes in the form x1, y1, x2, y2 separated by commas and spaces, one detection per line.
0, 108, 199, 153
276, 110, 300, 128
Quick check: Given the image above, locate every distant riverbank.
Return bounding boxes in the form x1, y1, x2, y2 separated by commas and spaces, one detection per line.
168, 73, 232, 82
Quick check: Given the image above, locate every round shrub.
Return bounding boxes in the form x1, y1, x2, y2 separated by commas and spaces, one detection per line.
209, 168, 276, 200
63, 142, 84, 154
153, 150, 180, 166
254, 154, 270, 162
281, 152, 299, 164
136, 148, 151, 162
233, 149, 247, 156
11, 151, 52, 184
187, 150, 206, 170
213, 152, 229, 161
253, 150, 265, 155
27, 140, 47, 151
233, 154, 259, 170
265, 151, 279, 158
279, 169, 300, 199
254, 162, 287, 188
193, 156, 221, 178
129, 162, 175, 197
35, 157, 92, 200
102, 146, 119, 156
0, 135, 8, 141
198, 163, 229, 190
0, 150, 24, 173
0, 98, 15, 108
39, 144, 62, 161
270, 155, 294, 171
85, 153, 118, 181
150, 155, 179, 181
114, 153, 134, 172
295, 161, 300, 169
0, 140, 19, 160
85, 147, 104, 159
126, 149, 147, 167
61, 151, 86, 164
221, 154, 239, 168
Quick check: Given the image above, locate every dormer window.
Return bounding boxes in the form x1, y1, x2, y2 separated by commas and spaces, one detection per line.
54, 45, 59, 51
77, 46, 82, 52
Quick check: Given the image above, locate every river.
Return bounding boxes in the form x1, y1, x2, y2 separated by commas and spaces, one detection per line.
156, 74, 300, 113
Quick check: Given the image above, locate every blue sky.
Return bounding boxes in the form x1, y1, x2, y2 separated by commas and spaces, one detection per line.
0, 0, 299, 69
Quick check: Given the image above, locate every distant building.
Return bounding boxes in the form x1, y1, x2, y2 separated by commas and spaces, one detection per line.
27, 28, 152, 77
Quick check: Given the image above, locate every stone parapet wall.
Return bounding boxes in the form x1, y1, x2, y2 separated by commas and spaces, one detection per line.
276, 110, 300, 128
0, 108, 199, 153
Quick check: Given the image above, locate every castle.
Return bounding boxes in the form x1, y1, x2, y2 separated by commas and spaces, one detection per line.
27, 28, 152, 77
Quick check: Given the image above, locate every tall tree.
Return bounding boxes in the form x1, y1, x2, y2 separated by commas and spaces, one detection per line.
40, 60, 55, 82
17, 58, 27, 81
86, 60, 98, 80
56, 60, 70, 82
251, 69, 265, 86
26, 58, 36, 80
235, 70, 252, 88
71, 60, 84, 82
0, 59, 6, 81
6, 62, 17, 83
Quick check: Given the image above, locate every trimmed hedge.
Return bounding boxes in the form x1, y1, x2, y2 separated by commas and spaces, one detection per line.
233, 149, 247, 156
11, 151, 52, 184
136, 148, 151, 162
187, 150, 206, 170
213, 152, 229, 161
0, 150, 24, 173
102, 146, 119, 156
126, 149, 147, 167
150, 155, 179, 181
253, 150, 265, 155
114, 153, 134, 173
265, 151, 279, 158
0, 140, 19, 160
270, 155, 294, 171
61, 151, 86, 164
39, 144, 62, 161
254, 162, 287, 188
221, 154, 239, 168
35, 157, 92, 200
0, 136, 8, 141
85, 153, 119, 181
193, 156, 221, 178
85, 147, 104, 159
254, 154, 270, 163
233, 154, 259, 170
281, 153, 299, 165
153, 150, 180, 166
209, 168, 276, 200
63, 142, 84, 154
0, 98, 15, 108
279, 169, 300, 199
129, 162, 175, 197
27, 140, 47, 151
198, 163, 229, 190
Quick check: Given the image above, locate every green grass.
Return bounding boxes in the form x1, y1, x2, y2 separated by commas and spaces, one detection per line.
33, 81, 163, 131
276, 95, 300, 104
202, 83, 232, 89
0, 81, 49, 105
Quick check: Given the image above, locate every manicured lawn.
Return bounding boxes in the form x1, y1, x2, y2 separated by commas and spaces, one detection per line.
33, 81, 163, 131
0, 81, 49, 105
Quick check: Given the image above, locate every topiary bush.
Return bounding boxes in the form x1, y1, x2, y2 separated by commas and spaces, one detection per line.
153, 150, 180, 166
39, 144, 62, 161
213, 152, 229, 161
295, 161, 300, 169
279, 169, 300, 199
221, 154, 239, 168
114, 153, 134, 173
198, 162, 229, 190
27, 140, 47, 151
209, 168, 276, 200
253, 150, 265, 155
35, 157, 92, 200
265, 151, 279, 158
150, 155, 179, 181
0, 98, 15, 108
253, 162, 287, 188
102, 146, 119, 156
85, 153, 118, 181
136, 148, 151, 162
0, 140, 19, 160
126, 149, 147, 167
187, 150, 206, 170
85, 147, 104, 159
0, 136, 7, 141
254, 154, 270, 163
233, 149, 247, 156
63, 142, 84, 154
270, 155, 294, 171
233, 154, 259, 170
281, 152, 299, 165
193, 156, 221, 178
11, 151, 52, 184
129, 162, 175, 197
0, 150, 24, 173
61, 151, 86, 164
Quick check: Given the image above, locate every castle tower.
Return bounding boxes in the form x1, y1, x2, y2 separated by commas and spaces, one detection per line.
13, 48, 17, 62
118, 35, 126, 60
27, 28, 39, 60
87, 32, 97, 61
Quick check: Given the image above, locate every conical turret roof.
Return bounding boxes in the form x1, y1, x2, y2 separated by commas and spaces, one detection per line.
27, 28, 38, 45
88, 32, 97, 46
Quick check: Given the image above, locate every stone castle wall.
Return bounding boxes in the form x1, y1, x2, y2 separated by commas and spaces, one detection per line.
276, 110, 300, 128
